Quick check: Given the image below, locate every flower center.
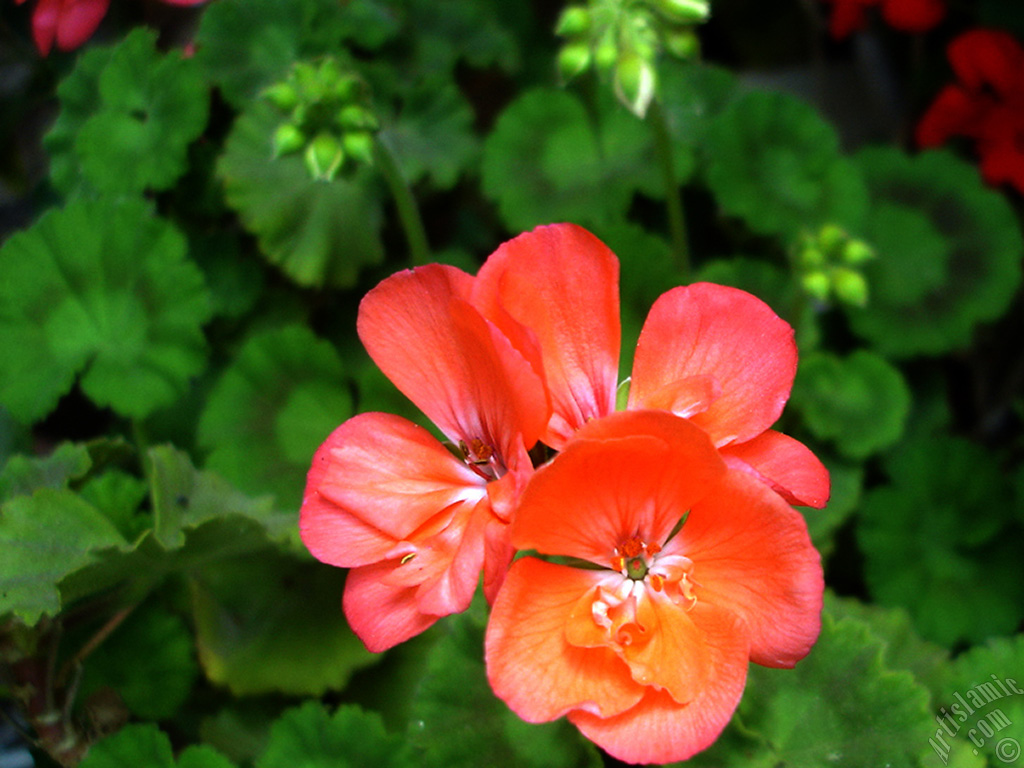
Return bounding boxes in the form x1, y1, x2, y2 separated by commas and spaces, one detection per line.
459, 437, 499, 480
611, 534, 660, 580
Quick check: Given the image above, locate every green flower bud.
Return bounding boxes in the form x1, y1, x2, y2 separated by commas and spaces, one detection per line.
292, 62, 322, 100
799, 246, 826, 269
595, 34, 619, 71
557, 42, 593, 82
833, 267, 869, 307
317, 57, 345, 89
272, 123, 306, 158
656, 0, 710, 24
305, 132, 345, 181
555, 5, 591, 37
842, 239, 875, 265
818, 223, 846, 255
336, 104, 379, 131
664, 28, 700, 59
800, 270, 831, 302
263, 82, 299, 113
343, 131, 375, 166
614, 53, 657, 118
332, 74, 362, 103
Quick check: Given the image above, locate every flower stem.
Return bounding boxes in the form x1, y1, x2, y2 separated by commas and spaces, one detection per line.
373, 135, 431, 266
648, 99, 690, 278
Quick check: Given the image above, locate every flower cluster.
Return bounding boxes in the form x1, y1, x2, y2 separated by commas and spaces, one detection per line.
300, 224, 827, 763
822, 0, 944, 40
14, 0, 205, 56
916, 29, 1024, 195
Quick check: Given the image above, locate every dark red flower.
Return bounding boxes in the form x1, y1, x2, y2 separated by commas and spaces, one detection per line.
916, 29, 1024, 193
823, 0, 944, 40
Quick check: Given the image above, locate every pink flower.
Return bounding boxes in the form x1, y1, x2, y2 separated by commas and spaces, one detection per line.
486, 411, 823, 764
16, 0, 208, 55
300, 265, 548, 652
473, 223, 829, 510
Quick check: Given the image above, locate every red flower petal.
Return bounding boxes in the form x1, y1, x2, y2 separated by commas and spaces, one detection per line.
358, 264, 548, 465
948, 29, 1024, 97
343, 563, 445, 653
485, 558, 645, 722
300, 412, 485, 567
512, 411, 725, 564
474, 223, 621, 450
629, 283, 797, 447
825, 0, 873, 40
916, 85, 990, 147
54, 0, 108, 51
720, 429, 830, 509
673, 468, 823, 668
568, 603, 749, 764
881, 0, 944, 33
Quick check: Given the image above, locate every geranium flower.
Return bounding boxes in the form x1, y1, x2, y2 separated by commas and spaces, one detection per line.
14, 0, 207, 55
472, 223, 829, 509
822, 0, 944, 40
300, 264, 548, 652
916, 29, 1024, 194
486, 410, 823, 764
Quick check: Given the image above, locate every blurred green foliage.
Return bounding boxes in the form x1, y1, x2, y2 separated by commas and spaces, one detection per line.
1, 0, 1022, 765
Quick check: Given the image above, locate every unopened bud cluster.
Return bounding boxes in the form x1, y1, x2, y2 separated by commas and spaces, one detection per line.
263, 58, 378, 182
795, 224, 875, 307
555, 0, 710, 118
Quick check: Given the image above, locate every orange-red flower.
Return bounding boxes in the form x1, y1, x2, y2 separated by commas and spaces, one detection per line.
485, 411, 823, 764
473, 223, 829, 509
916, 29, 1024, 194
300, 264, 548, 652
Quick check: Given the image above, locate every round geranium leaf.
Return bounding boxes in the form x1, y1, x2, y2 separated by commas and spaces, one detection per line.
218, 100, 384, 288
791, 350, 911, 460
858, 434, 1023, 646
73, 29, 208, 194
79, 724, 175, 768
197, 324, 352, 505
704, 90, 868, 239
0, 198, 211, 422
481, 88, 673, 232
196, 0, 383, 109
850, 148, 1023, 357
79, 603, 198, 720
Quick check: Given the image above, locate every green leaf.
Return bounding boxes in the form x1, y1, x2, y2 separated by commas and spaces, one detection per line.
791, 350, 911, 459
79, 602, 198, 720
218, 100, 384, 288
80, 724, 174, 768
0, 197, 211, 422
658, 60, 739, 151
695, 609, 933, 767
190, 553, 377, 696
80, 724, 237, 768
75, 30, 208, 194
79, 469, 149, 541
935, 635, 1024, 767
703, 90, 868, 240
850, 148, 1023, 357
481, 88, 670, 232
0, 489, 128, 624
256, 702, 410, 768
198, 324, 351, 506
196, 0, 358, 109
379, 82, 478, 189
0, 441, 92, 502
147, 445, 289, 550
858, 434, 1024, 646
409, 611, 603, 768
